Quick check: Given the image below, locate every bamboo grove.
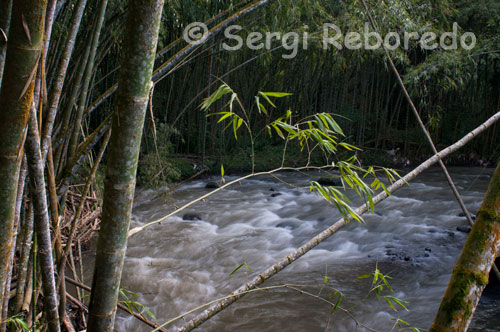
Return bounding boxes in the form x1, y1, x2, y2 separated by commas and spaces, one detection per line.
0, 0, 499, 331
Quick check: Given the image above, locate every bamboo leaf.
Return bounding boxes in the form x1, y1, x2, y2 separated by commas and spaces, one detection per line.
261, 92, 292, 98
258, 91, 276, 108
217, 112, 233, 123
386, 296, 408, 311
233, 117, 238, 140
331, 292, 343, 315
385, 296, 397, 311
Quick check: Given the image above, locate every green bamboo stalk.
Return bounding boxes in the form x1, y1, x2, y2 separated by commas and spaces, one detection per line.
25, 106, 60, 332
430, 160, 500, 331
87, 0, 164, 330
0, 0, 13, 91
0, 0, 47, 319
41, 0, 89, 162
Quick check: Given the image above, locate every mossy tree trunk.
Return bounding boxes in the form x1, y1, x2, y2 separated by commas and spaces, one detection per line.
86, 0, 164, 331
0, 0, 47, 319
430, 159, 500, 332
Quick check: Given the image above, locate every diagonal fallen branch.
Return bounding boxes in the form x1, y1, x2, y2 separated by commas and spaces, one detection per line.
166, 110, 500, 332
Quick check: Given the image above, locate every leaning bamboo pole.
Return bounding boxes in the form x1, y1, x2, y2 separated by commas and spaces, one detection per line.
86, 0, 164, 330
167, 110, 500, 332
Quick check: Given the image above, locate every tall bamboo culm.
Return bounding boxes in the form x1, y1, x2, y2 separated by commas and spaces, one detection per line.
0, 0, 47, 320
86, 0, 165, 331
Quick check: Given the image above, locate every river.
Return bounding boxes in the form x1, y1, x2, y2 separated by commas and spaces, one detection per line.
111, 167, 499, 332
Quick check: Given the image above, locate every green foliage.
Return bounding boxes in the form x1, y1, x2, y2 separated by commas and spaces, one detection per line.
119, 288, 156, 322
5, 313, 31, 331
138, 122, 196, 187
358, 265, 409, 312
228, 261, 252, 278
138, 147, 196, 188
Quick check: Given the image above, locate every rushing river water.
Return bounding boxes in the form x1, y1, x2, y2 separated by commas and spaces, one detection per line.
111, 167, 499, 332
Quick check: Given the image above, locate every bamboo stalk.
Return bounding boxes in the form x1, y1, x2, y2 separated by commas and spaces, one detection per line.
41, 0, 89, 162
67, 0, 108, 167
15, 203, 34, 313
0, 159, 26, 332
87, 0, 164, 330
0, 0, 47, 318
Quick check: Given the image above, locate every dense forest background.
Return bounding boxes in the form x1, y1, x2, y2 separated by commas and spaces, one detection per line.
11, 0, 496, 188
74, 0, 500, 185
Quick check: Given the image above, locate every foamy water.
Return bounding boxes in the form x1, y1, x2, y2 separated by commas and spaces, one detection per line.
110, 168, 497, 332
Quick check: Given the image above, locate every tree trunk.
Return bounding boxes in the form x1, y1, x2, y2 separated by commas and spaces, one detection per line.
430, 160, 500, 332
86, 0, 164, 331
0, 0, 47, 318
